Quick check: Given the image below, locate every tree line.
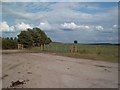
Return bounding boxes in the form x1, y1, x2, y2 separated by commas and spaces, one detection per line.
2, 37, 18, 49
2, 27, 52, 49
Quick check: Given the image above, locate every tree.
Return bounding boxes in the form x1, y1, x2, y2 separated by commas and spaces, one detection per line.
2, 37, 18, 49
17, 27, 52, 48
74, 40, 78, 44
18, 31, 34, 48
45, 37, 52, 44
33, 27, 48, 45
10, 37, 13, 40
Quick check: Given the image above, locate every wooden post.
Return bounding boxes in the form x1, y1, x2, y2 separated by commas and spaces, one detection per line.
40, 44, 43, 51
40, 44, 45, 51
75, 44, 77, 52
18, 44, 23, 49
22, 44, 23, 49
70, 44, 77, 53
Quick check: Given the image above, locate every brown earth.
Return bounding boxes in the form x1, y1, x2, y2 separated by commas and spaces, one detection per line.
1, 50, 118, 88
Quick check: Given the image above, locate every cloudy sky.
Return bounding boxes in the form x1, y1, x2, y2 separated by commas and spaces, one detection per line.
0, 2, 119, 43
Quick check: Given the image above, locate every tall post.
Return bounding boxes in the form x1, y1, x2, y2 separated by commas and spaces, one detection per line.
40, 44, 45, 51
18, 44, 23, 49
70, 40, 78, 53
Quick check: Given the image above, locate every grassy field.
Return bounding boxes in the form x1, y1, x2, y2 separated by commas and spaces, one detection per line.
29, 42, 119, 62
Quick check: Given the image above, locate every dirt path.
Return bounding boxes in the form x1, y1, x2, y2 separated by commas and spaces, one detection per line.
2, 51, 118, 88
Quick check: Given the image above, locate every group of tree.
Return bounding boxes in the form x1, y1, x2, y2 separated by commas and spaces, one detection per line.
2, 27, 52, 49
18, 27, 52, 48
2, 37, 18, 49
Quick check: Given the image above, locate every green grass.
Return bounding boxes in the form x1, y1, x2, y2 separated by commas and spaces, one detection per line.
30, 42, 118, 62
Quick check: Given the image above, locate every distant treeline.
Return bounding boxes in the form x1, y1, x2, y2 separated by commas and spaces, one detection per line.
1, 27, 52, 49
81, 43, 120, 45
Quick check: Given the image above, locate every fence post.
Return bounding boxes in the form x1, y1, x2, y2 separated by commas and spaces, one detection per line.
18, 44, 23, 49
70, 44, 78, 53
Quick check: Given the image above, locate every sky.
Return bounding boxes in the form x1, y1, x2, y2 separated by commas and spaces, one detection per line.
0, 1, 119, 43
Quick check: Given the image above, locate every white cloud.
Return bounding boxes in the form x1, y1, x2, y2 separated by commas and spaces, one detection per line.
95, 25, 104, 30
0, 21, 15, 32
79, 25, 91, 30
61, 22, 104, 31
61, 22, 80, 30
85, 26, 90, 29
0, 21, 33, 32
39, 21, 53, 31
15, 22, 33, 31
40, 22, 45, 26
113, 24, 117, 28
